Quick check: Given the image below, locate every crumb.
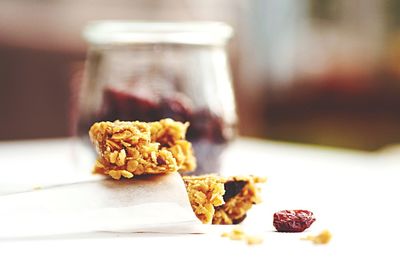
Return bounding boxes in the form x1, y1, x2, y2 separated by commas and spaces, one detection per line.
301, 229, 332, 244
221, 227, 246, 240
33, 186, 42, 190
221, 227, 263, 246
246, 235, 264, 245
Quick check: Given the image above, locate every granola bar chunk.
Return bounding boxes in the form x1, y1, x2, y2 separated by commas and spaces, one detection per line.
213, 175, 266, 224
89, 119, 196, 179
183, 175, 265, 224
183, 175, 226, 224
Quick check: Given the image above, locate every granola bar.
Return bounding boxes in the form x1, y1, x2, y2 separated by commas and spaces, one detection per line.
183, 174, 266, 224
213, 175, 265, 224
89, 119, 196, 179
183, 175, 226, 224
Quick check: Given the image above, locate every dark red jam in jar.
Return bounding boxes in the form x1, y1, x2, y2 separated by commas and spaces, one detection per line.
98, 86, 236, 174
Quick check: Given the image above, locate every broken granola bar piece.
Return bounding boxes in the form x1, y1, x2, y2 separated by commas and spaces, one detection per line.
213, 175, 265, 224
183, 174, 265, 224
89, 119, 196, 179
183, 175, 226, 224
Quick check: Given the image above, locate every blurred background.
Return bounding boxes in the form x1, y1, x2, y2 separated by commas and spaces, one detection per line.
1, 0, 400, 151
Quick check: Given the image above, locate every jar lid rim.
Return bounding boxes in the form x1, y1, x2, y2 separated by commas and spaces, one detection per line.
83, 20, 234, 45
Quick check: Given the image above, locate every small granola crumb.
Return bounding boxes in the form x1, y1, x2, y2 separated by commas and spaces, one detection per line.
221, 227, 245, 240
221, 227, 263, 246
301, 229, 332, 244
246, 235, 264, 245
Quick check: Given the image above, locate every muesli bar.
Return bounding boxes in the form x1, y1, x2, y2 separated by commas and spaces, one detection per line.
183, 175, 266, 224
89, 119, 196, 179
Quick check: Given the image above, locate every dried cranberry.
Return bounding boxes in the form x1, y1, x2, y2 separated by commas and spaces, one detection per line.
273, 210, 316, 232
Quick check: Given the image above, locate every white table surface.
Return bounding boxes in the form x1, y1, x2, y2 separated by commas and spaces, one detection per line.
0, 137, 399, 267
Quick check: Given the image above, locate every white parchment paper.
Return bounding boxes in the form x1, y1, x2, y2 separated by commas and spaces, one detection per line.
0, 172, 203, 238
0, 139, 205, 238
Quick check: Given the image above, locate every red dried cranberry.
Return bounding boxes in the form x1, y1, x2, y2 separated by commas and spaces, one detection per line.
273, 210, 316, 232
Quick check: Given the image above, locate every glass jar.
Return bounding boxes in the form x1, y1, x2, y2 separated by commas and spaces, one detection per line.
77, 21, 237, 174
